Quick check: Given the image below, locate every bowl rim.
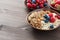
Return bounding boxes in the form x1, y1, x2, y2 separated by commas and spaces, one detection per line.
27, 8, 60, 31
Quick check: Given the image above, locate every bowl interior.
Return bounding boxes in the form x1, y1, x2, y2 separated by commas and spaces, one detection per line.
27, 8, 60, 30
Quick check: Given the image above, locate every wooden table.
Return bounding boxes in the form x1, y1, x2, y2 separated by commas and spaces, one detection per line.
0, 0, 60, 40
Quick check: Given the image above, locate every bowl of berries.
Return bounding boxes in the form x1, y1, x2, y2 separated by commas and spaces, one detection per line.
25, 0, 48, 10
27, 8, 60, 30
50, 0, 60, 12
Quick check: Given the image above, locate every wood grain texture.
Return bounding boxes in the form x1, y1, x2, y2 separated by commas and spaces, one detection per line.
0, 0, 59, 40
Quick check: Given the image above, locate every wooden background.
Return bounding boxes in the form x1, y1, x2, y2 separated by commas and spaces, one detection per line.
0, 0, 60, 40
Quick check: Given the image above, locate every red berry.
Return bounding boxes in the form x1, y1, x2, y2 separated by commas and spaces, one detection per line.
27, 0, 31, 3
39, 2, 42, 4
36, 0, 40, 3
48, 13, 53, 17
40, 4, 44, 8
41, 1, 44, 4
39, 0, 44, 4
50, 17, 56, 23
32, 4, 36, 9
36, 3, 39, 5
56, 0, 60, 4
55, 4, 59, 8
27, 3, 33, 8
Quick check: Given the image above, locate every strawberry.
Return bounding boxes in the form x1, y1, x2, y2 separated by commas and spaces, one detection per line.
27, 3, 33, 8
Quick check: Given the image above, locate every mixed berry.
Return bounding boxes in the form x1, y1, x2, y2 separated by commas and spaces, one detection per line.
26, 0, 48, 10
43, 11, 60, 29
44, 12, 60, 23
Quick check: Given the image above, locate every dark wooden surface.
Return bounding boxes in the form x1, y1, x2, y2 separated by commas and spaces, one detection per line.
0, 0, 60, 40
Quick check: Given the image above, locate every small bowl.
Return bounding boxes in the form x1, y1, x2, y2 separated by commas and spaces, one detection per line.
24, 0, 48, 10
27, 8, 60, 31
48, 0, 60, 12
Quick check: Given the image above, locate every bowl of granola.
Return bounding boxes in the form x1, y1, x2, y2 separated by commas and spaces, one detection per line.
27, 8, 60, 30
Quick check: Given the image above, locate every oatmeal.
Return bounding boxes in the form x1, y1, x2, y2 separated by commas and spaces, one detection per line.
28, 10, 60, 30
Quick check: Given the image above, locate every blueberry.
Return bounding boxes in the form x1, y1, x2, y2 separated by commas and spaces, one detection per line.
50, 24, 54, 28
46, 16, 50, 20
36, 6, 40, 9
44, 20, 49, 23
44, 14, 48, 18
44, 14, 50, 20
32, 0, 36, 4
44, 3, 48, 6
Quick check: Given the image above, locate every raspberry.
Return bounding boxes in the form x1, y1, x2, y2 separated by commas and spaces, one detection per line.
27, 3, 33, 8
32, 4, 36, 9
48, 13, 53, 17
39, 4, 44, 8
50, 17, 56, 23
36, 0, 40, 3
56, 0, 60, 4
